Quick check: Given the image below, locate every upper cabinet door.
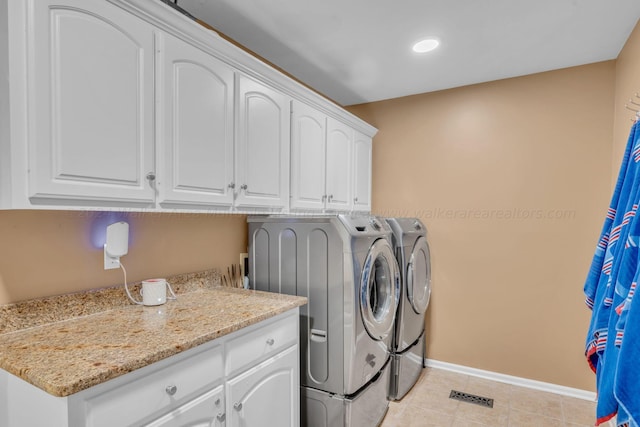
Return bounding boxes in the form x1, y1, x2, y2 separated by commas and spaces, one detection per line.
290, 100, 326, 211
235, 75, 290, 211
353, 131, 372, 212
28, 0, 155, 206
325, 118, 353, 211
157, 33, 235, 209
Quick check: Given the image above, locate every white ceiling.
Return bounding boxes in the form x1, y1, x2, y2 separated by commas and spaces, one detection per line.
178, 0, 640, 106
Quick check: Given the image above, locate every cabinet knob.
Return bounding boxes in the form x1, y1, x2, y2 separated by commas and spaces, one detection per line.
228, 182, 235, 189
146, 172, 156, 181
354, 197, 358, 203
165, 385, 177, 396
234, 402, 243, 411
266, 338, 275, 346
216, 413, 226, 422
322, 195, 327, 202
328, 194, 334, 202
240, 184, 248, 191
214, 398, 221, 406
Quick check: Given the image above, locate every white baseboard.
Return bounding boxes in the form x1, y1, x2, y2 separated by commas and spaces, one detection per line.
424, 358, 597, 402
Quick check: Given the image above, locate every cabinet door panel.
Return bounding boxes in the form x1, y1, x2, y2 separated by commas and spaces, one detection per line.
29, 0, 155, 205
353, 131, 372, 212
227, 346, 298, 427
325, 118, 352, 210
158, 34, 234, 208
290, 101, 326, 210
236, 75, 290, 210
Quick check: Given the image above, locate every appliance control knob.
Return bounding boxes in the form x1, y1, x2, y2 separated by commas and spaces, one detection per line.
369, 218, 381, 231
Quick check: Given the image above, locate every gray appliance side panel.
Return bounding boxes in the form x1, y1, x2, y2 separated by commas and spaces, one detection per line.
249, 226, 271, 292
305, 227, 330, 386
301, 223, 345, 394
278, 228, 299, 295
248, 219, 345, 394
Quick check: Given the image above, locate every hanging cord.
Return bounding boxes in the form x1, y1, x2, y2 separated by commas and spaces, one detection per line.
167, 281, 178, 300
121, 262, 142, 305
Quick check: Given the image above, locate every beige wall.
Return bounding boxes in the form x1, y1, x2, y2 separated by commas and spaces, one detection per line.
348, 61, 616, 391
612, 21, 640, 181
0, 210, 247, 304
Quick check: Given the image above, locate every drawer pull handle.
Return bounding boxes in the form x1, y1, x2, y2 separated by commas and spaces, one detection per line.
165, 385, 177, 396
266, 338, 275, 346
217, 413, 226, 422
234, 402, 243, 411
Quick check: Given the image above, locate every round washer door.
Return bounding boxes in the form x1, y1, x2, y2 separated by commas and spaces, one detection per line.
360, 238, 400, 341
407, 236, 431, 314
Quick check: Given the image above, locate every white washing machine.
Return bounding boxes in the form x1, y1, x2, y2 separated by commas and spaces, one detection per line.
248, 215, 400, 427
385, 217, 431, 400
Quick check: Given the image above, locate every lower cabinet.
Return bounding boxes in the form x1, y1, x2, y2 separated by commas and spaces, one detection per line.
1, 309, 299, 427
227, 346, 298, 427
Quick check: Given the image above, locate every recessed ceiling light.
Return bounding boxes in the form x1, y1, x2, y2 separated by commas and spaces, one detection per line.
412, 38, 440, 54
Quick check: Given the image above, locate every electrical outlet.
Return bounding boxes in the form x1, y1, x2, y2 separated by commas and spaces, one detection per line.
240, 253, 248, 277
104, 248, 120, 270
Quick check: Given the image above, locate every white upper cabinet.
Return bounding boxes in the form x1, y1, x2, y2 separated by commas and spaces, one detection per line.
290, 101, 327, 210
235, 75, 290, 212
28, 0, 155, 207
291, 101, 372, 213
156, 32, 235, 209
0, 0, 375, 212
325, 118, 353, 211
353, 131, 373, 212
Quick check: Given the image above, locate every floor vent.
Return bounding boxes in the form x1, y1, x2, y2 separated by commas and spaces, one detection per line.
449, 390, 494, 408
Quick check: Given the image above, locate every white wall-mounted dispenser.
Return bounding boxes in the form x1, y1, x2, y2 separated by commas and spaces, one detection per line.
104, 221, 129, 269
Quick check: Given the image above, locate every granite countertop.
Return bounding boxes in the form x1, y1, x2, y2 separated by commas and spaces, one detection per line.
0, 278, 306, 398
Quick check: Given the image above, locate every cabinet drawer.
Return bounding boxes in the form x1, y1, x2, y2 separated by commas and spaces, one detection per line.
226, 313, 297, 375
80, 344, 223, 427
146, 385, 225, 427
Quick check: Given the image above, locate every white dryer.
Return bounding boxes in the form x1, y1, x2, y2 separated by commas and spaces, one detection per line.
385, 217, 431, 400
248, 215, 400, 427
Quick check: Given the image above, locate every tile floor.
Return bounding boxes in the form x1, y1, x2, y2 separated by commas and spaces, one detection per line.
380, 367, 615, 427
